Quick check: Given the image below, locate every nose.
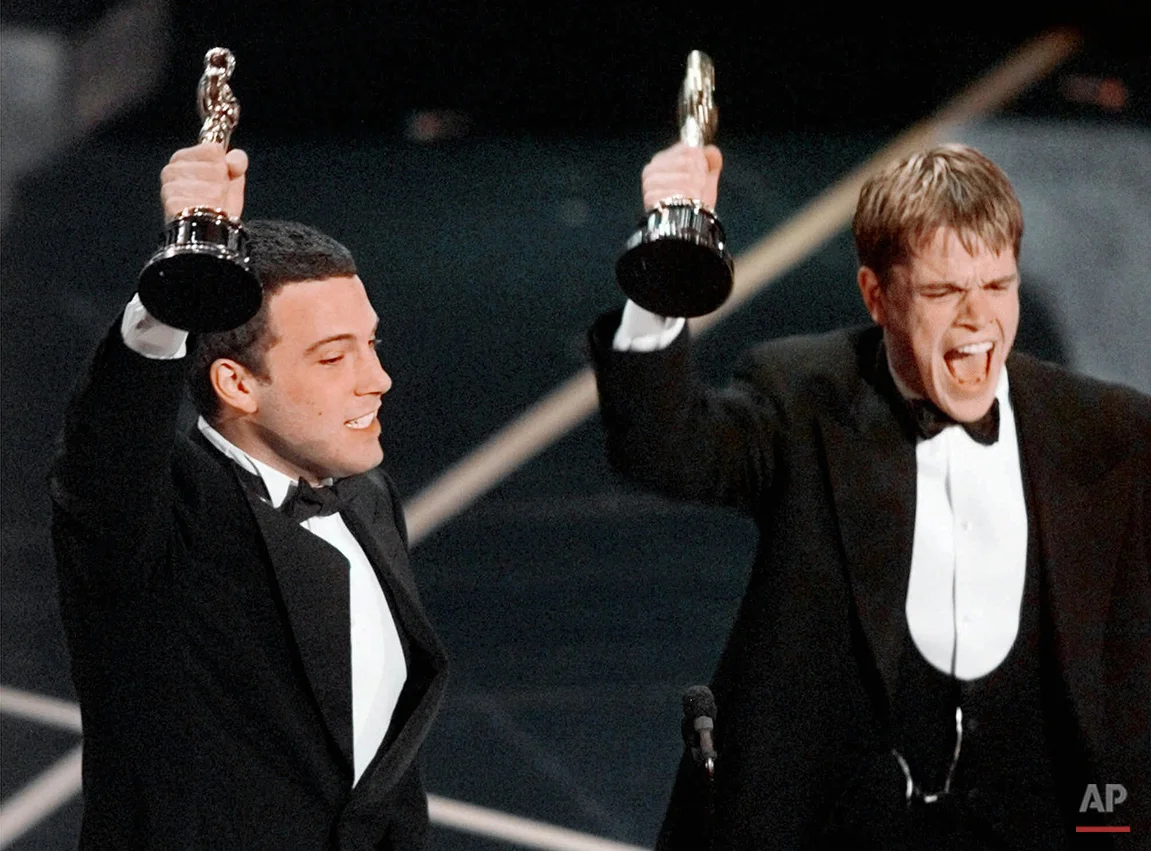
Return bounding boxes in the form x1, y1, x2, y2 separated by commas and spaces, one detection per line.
359, 350, 392, 396
958, 285, 991, 328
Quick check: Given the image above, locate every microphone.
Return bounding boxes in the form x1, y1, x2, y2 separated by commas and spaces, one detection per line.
682, 685, 717, 779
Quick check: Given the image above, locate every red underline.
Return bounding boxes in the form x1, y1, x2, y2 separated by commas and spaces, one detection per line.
1075, 826, 1131, 833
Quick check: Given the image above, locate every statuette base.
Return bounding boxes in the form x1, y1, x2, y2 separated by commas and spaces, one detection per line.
616, 202, 734, 317
138, 208, 261, 332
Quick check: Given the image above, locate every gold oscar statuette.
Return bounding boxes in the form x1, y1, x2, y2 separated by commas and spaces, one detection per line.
138, 47, 262, 332
615, 50, 734, 317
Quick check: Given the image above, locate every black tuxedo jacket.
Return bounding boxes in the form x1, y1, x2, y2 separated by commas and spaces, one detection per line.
590, 313, 1150, 849
49, 326, 448, 850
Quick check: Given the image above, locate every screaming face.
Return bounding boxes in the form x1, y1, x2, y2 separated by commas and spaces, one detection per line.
859, 227, 1020, 422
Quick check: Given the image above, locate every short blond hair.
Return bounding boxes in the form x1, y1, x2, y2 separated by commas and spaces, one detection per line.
853, 143, 1023, 286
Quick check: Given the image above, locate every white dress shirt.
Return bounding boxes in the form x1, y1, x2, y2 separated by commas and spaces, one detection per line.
895, 366, 1027, 680
614, 300, 1028, 682
122, 294, 407, 783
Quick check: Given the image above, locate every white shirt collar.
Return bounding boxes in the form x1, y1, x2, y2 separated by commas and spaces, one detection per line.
197, 416, 331, 508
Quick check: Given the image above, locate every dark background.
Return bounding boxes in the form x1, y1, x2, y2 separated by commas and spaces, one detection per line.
5, 3, 1150, 136
2, 4, 1148, 849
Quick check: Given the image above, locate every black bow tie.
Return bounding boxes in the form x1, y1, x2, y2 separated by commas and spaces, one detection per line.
230, 463, 363, 523
908, 398, 1000, 446
279, 477, 361, 524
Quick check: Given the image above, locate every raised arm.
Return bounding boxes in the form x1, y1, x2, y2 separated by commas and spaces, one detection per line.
48, 143, 247, 583
595, 141, 787, 511
590, 307, 781, 515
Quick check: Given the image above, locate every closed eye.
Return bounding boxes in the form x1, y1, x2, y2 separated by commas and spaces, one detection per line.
920, 285, 962, 299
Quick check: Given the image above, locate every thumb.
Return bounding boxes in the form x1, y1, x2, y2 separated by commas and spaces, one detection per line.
702, 145, 722, 210
225, 148, 249, 179
702, 145, 723, 177
226, 173, 246, 220
225, 148, 247, 220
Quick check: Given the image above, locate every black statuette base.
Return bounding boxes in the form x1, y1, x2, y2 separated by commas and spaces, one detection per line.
616, 203, 734, 318
138, 209, 261, 332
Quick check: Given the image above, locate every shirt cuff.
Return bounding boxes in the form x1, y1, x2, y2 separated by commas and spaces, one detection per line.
120, 294, 189, 359
611, 300, 686, 352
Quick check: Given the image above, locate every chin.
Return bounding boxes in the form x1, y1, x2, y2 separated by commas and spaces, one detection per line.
946, 398, 996, 423
311, 456, 375, 482
934, 382, 998, 422
347, 451, 384, 478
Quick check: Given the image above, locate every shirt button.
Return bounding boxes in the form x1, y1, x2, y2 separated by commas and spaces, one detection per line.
962, 520, 973, 532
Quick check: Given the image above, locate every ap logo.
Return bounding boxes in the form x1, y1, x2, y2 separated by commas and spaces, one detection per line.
1080, 784, 1127, 814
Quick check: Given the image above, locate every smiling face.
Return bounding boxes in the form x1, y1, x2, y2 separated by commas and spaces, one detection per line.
859, 227, 1019, 422
220, 275, 392, 483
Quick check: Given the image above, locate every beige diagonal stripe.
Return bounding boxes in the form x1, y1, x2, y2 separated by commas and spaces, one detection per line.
0, 746, 83, 849
428, 795, 650, 851
0, 685, 83, 733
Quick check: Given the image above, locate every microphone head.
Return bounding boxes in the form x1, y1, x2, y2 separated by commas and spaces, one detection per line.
682, 684, 717, 721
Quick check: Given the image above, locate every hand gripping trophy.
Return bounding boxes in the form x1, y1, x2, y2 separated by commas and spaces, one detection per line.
615, 51, 734, 318
138, 47, 262, 332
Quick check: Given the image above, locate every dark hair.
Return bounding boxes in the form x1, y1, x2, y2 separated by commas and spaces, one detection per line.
853, 143, 1023, 287
188, 219, 357, 420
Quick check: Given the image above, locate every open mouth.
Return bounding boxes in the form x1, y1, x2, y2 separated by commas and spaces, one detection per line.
345, 412, 378, 430
944, 341, 993, 386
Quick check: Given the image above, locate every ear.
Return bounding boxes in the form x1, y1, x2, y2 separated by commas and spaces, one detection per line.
209, 358, 260, 416
857, 266, 885, 326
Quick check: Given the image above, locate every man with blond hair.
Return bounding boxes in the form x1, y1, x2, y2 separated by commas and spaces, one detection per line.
590, 142, 1149, 848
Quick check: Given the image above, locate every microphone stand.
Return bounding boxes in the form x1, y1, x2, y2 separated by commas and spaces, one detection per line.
682, 685, 717, 851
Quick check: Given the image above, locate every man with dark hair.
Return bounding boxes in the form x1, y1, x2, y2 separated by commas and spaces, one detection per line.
590, 141, 1149, 848
49, 142, 447, 850
186, 219, 360, 420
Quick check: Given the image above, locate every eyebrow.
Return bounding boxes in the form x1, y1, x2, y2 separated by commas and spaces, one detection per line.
304, 333, 356, 355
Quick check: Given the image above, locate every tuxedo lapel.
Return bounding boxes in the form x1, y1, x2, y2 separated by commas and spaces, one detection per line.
819, 333, 918, 707
341, 503, 443, 675
188, 430, 355, 769
338, 482, 448, 809
243, 489, 355, 771
1009, 356, 1129, 764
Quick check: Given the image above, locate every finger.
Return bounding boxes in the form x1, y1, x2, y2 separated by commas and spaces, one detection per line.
642, 163, 709, 190
160, 176, 230, 219
167, 142, 228, 164
643, 171, 712, 200
644, 176, 707, 195
650, 143, 708, 172
160, 160, 229, 185
161, 187, 224, 217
